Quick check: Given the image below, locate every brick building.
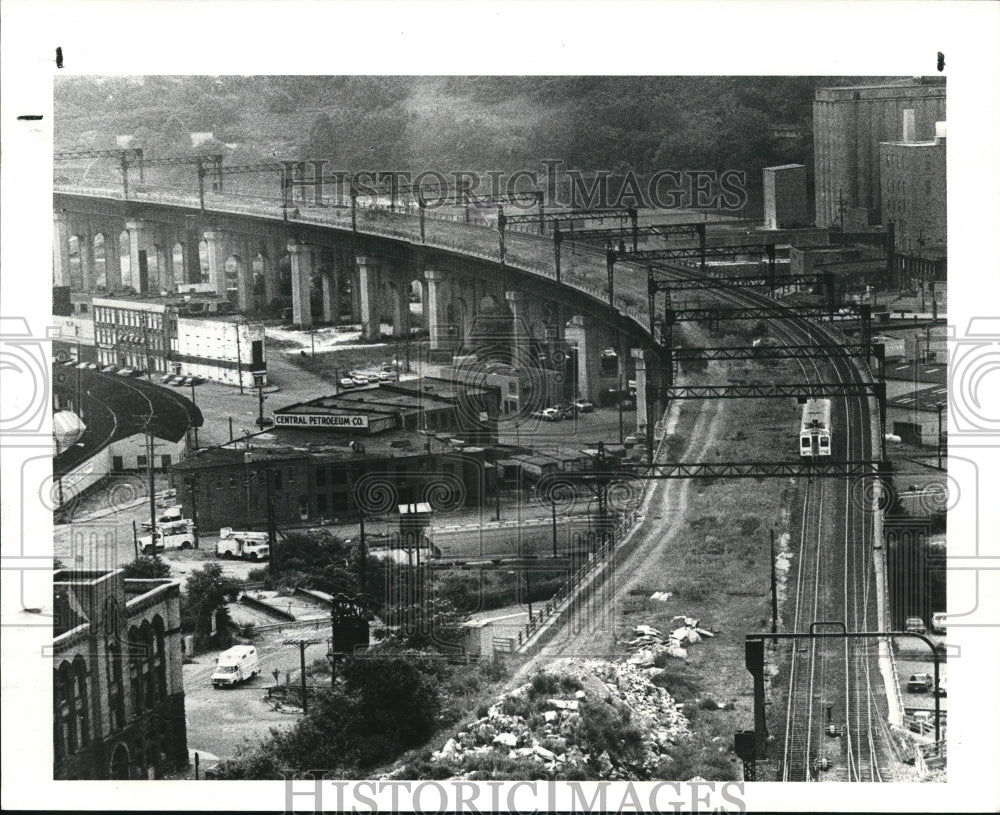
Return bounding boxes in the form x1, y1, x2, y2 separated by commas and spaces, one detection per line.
53, 569, 187, 780
171, 377, 501, 530
85, 293, 267, 387
813, 80, 946, 229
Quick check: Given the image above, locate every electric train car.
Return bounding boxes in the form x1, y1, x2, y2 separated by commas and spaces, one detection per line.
799, 398, 832, 457
423, 517, 613, 564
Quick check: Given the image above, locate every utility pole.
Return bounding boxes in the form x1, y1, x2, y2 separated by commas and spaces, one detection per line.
257, 381, 266, 427
358, 513, 368, 601
770, 529, 779, 642
618, 369, 624, 445
265, 467, 278, 574
190, 382, 199, 449
551, 499, 558, 558
235, 320, 245, 394
132, 520, 139, 560
282, 638, 321, 713
187, 475, 200, 548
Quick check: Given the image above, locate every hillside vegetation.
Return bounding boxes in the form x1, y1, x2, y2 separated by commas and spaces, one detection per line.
55, 75, 907, 217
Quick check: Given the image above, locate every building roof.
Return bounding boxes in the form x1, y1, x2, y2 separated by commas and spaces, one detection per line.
174, 426, 483, 469
883, 361, 948, 385
815, 82, 946, 101
886, 385, 948, 413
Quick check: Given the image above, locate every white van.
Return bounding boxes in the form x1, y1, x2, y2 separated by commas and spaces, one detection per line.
930, 611, 946, 635
212, 645, 259, 688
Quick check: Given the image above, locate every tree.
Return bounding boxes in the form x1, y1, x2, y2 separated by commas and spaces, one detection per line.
183, 563, 240, 649
122, 556, 171, 580
269, 651, 442, 773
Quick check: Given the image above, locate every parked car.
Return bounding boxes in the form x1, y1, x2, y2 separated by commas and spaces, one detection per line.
256, 416, 274, 427
907, 673, 934, 693
930, 611, 946, 635
540, 408, 563, 421
572, 399, 595, 413
905, 616, 927, 635
339, 377, 356, 389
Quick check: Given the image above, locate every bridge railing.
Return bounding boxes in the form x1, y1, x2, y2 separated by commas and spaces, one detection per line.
56, 184, 656, 336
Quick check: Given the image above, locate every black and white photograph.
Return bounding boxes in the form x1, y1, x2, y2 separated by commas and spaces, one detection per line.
2, 2, 998, 812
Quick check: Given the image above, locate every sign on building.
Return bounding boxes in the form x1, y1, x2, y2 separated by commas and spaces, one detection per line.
273, 412, 370, 429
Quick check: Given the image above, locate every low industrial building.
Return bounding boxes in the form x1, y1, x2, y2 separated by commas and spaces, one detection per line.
170, 377, 502, 530
53, 569, 187, 780
886, 385, 947, 447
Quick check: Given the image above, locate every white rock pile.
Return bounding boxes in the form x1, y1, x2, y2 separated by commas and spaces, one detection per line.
426, 658, 691, 780
625, 616, 716, 669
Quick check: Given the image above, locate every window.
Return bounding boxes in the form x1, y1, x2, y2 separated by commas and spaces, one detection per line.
80, 303, 88, 313
161, 455, 171, 469
112, 456, 124, 471
230, 474, 237, 488
287, 468, 294, 483
315, 466, 326, 486
137, 455, 148, 469
215, 474, 222, 489
316, 493, 328, 513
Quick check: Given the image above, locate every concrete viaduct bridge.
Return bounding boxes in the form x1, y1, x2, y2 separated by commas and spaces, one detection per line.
53, 184, 667, 429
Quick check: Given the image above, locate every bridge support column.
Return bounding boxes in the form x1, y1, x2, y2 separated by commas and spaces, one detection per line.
320, 267, 337, 323
389, 276, 410, 337
125, 220, 153, 294
356, 256, 381, 340
506, 290, 530, 352
104, 229, 122, 289
79, 229, 95, 293
185, 219, 203, 285
53, 213, 71, 287
631, 347, 662, 438
203, 230, 229, 298
287, 239, 314, 329
350, 262, 363, 323
566, 315, 601, 403
424, 269, 450, 350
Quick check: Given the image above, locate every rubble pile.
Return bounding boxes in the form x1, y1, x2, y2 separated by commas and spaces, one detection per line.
625, 617, 716, 669
427, 659, 692, 780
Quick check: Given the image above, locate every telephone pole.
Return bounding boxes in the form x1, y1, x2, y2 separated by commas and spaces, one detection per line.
282, 638, 321, 713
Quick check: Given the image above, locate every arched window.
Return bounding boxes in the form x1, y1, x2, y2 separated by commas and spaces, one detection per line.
153, 616, 167, 703
54, 661, 76, 758
73, 656, 90, 748
128, 625, 143, 713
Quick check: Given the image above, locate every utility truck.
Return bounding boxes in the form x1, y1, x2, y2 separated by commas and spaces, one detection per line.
138, 520, 196, 555
216, 527, 270, 561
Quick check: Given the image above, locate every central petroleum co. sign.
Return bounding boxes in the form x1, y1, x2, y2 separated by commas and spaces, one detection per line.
273, 412, 370, 429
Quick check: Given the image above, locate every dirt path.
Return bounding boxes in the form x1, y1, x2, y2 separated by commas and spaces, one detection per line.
510, 395, 728, 676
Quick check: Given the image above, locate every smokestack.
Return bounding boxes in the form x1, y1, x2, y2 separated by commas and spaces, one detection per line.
902, 109, 916, 143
